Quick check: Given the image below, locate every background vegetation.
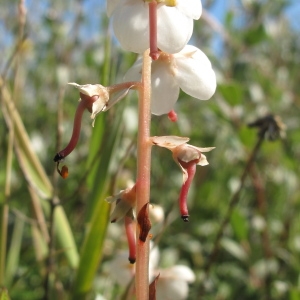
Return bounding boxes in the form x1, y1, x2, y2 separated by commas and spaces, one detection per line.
0, 0, 300, 299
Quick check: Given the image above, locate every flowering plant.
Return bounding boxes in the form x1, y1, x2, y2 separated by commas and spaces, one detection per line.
54, 0, 216, 298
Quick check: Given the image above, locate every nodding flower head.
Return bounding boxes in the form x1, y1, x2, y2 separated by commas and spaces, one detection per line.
151, 136, 215, 221
106, 184, 136, 223
53, 83, 109, 165
53, 82, 136, 178
106, 184, 137, 264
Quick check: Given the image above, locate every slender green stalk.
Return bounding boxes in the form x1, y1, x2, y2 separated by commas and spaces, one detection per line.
135, 50, 152, 299
0, 112, 14, 287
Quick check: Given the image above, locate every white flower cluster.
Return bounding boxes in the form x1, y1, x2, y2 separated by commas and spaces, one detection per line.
107, 0, 216, 115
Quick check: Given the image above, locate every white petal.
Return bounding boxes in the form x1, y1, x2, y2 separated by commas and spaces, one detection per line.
157, 6, 193, 53
109, 252, 135, 286
125, 57, 180, 115
151, 60, 180, 115
197, 153, 209, 166
174, 45, 216, 100
112, 1, 149, 53
162, 265, 196, 282
151, 136, 189, 149
124, 57, 143, 82
177, 0, 202, 20
156, 278, 189, 300
106, 0, 121, 17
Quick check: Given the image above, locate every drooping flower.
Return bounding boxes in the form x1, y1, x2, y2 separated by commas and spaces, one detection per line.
53, 82, 137, 164
151, 136, 215, 221
53, 83, 109, 164
107, 0, 202, 55
106, 184, 136, 223
125, 45, 216, 115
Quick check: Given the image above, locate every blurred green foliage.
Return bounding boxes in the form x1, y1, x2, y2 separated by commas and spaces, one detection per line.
0, 0, 300, 299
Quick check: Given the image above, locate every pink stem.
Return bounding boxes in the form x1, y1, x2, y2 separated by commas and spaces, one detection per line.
125, 216, 136, 264
54, 100, 86, 162
135, 49, 151, 300
149, 1, 159, 60
107, 81, 142, 94
179, 164, 196, 222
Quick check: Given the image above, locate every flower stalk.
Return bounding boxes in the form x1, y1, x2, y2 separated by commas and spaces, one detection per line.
149, 1, 159, 60
135, 49, 152, 299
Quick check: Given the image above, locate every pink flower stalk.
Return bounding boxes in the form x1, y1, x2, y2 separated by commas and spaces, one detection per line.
149, 1, 159, 60
151, 136, 215, 221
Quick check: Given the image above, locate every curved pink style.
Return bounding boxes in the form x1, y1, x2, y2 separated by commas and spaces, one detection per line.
54, 94, 99, 162
125, 216, 136, 264
178, 161, 197, 222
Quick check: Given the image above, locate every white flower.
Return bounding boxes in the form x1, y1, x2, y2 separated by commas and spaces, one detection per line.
125, 45, 216, 115
108, 242, 160, 286
107, 0, 202, 54
156, 265, 195, 300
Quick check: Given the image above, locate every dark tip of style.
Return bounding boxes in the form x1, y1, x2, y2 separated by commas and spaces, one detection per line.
181, 215, 189, 222
54, 153, 64, 162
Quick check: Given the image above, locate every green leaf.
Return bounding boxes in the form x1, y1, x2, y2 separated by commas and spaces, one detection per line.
230, 209, 249, 241
244, 24, 268, 46
218, 82, 244, 106
221, 238, 248, 261
0, 79, 79, 269
0, 288, 10, 300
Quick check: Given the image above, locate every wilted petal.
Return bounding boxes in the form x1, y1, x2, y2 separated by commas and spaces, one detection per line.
175, 144, 201, 163
174, 45, 216, 100
151, 136, 190, 149
157, 6, 193, 53
197, 153, 209, 166
68, 82, 108, 98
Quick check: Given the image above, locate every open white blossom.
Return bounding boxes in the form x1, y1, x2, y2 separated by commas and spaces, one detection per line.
107, 0, 202, 54
125, 45, 216, 115
156, 265, 195, 300
108, 245, 195, 300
